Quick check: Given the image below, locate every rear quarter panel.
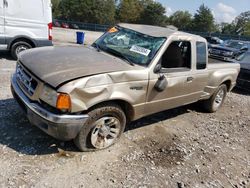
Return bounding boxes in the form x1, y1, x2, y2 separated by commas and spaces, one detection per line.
204, 62, 240, 96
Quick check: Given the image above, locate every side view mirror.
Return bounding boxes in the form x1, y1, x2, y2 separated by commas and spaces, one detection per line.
154, 63, 162, 73
154, 75, 167, 92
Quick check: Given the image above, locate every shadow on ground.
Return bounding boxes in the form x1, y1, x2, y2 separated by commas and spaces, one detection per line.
0, 50, 14, 60
232, 87, 250, 96
0, 97, 202, 156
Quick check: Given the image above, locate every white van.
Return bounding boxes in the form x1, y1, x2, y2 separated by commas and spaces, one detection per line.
0, 0, 53, 59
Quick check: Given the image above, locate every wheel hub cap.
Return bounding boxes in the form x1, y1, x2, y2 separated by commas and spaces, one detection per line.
214, 89, 224, 107
91, 117, 121, 149
16, 45, 28, 54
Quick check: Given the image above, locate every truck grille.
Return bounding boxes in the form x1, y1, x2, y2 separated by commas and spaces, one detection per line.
16, 63, 38, 96
211, 49, 222, 55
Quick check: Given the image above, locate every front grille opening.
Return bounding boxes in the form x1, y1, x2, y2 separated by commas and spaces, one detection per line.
16, 63, 38, 96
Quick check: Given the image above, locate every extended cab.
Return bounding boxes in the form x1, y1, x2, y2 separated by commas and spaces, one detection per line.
11, 24, 240, 151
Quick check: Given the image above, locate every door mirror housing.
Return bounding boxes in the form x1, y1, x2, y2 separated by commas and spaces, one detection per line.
154, 75, 167, 92
154, 63, 162, 73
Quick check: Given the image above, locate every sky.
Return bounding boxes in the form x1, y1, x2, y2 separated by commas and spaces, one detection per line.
158, 0, 250, 23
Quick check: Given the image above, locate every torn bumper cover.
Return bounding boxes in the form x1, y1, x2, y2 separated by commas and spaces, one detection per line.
11, 74, 88, 141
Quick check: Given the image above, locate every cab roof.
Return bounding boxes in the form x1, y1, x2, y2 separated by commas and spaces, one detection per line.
118, 23, 206, 42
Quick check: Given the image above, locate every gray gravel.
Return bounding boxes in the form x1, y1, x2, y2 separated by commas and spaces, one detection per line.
0, 28, 249, 188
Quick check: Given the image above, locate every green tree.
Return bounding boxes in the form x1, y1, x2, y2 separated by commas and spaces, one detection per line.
169, 11, 192, 31
244, 21, 250, 36
58, 0, 116, 24
220, 22, 236, 34
51, 0, 61, 18
140, 1, 166, 26
233, 11, 250, 35
118, 0, 142, 23
88, 0, 116, 24
193, 4, 215, 32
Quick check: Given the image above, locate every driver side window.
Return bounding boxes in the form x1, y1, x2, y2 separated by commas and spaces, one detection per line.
161, 41, 192, 72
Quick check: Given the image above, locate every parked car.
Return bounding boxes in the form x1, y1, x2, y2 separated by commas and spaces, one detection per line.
70, 23, 79, 29
206, 36, 224, 54
0, 0, 53, 59
234, 52, 250, 90
61, 23, 69, 29
206, 36, 223, 45
11, 23, 240, 151
53, 21, 61, 27
209, 40, 249, 61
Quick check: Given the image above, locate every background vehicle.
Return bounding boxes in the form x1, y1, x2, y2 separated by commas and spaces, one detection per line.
70, 23, 79, 29
206, 36, 223, 45
234, 51, 250, 90
0, 0, 53, 59
53, 21, 61, 27
209, 40, 248, 61
11, 24, 240, 151
61, 23, 69, 29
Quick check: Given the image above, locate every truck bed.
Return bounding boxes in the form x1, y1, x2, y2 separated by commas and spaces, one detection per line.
208, 57, 238, 70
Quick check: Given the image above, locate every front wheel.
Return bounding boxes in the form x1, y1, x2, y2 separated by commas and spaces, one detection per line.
74, 104, 126, 151
11, 41, 32, 60
202, 84, 227, 113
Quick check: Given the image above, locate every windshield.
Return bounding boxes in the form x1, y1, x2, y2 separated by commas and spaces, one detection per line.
224, 41, 246, 49
93, 26, 166, 66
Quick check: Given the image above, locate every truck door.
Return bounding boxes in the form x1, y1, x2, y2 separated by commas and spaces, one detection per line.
0, 0, 5, 44
145, 39, 208, 115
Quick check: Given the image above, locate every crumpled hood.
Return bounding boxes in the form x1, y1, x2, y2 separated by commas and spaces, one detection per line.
19, 46, 134, 88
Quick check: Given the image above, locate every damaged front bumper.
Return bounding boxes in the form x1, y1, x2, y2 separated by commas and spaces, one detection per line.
11, 74, 89, 141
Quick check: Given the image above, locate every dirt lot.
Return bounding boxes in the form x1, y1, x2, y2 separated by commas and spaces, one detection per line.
0, 28, 249, 188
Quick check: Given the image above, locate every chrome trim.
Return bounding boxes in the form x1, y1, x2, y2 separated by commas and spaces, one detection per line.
12, 74, 89, 124
16, 63, 37, 96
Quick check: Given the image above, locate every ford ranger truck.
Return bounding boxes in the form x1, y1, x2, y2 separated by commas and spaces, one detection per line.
11, 23, 240, 151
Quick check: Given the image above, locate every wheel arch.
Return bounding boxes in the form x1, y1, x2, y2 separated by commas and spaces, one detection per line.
7, 36, 37, 50
221, 80, 232, 92
87, 99, 135, 123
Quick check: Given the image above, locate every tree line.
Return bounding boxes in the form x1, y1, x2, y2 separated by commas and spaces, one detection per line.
52, 0, 250, 36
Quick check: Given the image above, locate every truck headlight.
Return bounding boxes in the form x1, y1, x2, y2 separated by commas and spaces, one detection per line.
40, 85, 58, 107
40, 85, 71, 111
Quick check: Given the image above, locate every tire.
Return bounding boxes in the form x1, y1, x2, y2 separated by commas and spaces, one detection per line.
11, 41, 32, 60
202, 84, 227, 113
74, 103, 126, 152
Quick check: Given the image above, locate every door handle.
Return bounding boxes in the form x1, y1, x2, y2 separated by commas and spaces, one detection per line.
187, 77, 194, 82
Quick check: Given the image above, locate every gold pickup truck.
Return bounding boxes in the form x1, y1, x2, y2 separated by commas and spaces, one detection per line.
11, 23, 240, 151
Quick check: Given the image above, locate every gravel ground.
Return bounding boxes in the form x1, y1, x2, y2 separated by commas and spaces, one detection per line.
0, 28, 249, 188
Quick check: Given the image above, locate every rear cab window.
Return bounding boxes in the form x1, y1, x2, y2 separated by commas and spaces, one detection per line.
196, 42, 207, 70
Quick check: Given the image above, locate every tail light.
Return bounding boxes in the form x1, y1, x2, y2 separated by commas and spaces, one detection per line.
48, 22, 53, 40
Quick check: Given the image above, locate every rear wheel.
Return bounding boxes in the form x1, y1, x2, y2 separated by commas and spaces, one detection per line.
202, 84, 227, 112
11, 41, 32, 60
74, 104, 126, 151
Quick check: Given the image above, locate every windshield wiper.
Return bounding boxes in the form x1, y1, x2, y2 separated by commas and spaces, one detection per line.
105, 48, 135, 66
